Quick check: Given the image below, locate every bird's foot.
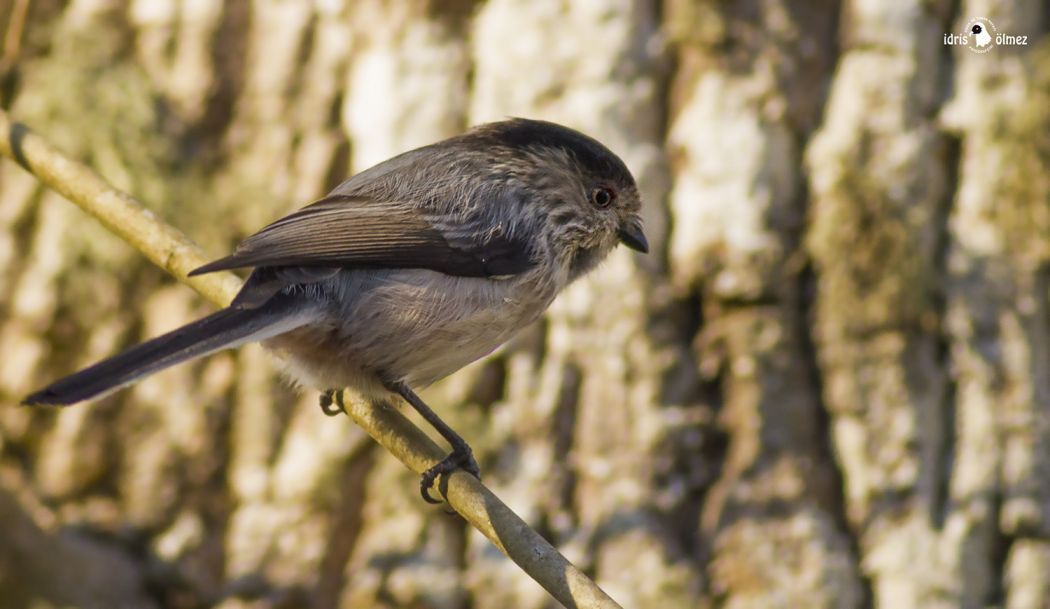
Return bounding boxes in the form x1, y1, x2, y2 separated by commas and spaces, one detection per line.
319, 389, 347, 416
381, 380, 481, 505
420, 444, 481, 504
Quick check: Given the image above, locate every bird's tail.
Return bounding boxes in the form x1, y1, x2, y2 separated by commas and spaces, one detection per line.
23, 296, 314, 406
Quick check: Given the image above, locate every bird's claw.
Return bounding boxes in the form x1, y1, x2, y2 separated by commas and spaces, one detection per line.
420, 446, 481, 504
319, 389, 347, 416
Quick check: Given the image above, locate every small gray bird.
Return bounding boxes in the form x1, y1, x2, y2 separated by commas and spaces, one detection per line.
24, 118, 648, 502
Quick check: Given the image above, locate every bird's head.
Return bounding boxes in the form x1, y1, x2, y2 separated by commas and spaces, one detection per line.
472, 119, 648, 278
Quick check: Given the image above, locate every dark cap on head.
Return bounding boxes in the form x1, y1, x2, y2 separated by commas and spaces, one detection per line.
470, 118, 636, 188
466, 118, 647, 256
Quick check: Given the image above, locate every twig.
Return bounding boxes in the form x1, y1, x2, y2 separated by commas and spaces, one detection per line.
0, 109, 242, 305
1, 0, 31, 76
0, 108, 624, 609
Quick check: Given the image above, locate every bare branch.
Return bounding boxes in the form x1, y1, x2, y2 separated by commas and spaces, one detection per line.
0, 108, 623, 609
0, 0, 30, 75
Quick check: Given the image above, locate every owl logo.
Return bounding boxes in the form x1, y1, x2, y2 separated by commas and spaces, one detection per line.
971, 23, 992, 48
964, 18, 997, 53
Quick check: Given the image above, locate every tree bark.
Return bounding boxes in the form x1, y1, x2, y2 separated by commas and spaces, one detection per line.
0, 0, 1047, 607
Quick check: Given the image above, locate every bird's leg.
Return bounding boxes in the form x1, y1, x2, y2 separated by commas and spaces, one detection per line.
319, 388, 347, 416
385, 380, 481, 504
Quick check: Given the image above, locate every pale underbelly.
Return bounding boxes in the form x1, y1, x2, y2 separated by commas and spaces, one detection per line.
263, 269, 554, 394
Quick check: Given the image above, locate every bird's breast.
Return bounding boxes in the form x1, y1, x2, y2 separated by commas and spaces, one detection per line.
265, 266, 559, 392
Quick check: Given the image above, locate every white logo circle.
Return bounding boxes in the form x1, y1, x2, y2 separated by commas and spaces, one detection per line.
964, 18, 996, 54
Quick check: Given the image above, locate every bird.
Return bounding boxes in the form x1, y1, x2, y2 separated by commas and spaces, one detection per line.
972, 22, 992, 48
23, 118, 649, 502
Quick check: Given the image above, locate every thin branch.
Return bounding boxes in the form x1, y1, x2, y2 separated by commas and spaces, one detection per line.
0, 111, 242, 305
0, 108, 623, 609
0, 0, 31, 76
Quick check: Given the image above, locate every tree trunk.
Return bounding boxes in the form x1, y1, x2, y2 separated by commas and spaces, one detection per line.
0, 0, 1047, 607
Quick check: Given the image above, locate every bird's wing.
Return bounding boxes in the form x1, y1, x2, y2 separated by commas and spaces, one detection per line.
188, 195, 534, 278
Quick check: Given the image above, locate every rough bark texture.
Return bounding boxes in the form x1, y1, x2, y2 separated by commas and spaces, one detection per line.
0, 0, 1047, 607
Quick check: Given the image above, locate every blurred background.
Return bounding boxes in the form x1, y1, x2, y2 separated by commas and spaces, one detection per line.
0, 0, 1048, 607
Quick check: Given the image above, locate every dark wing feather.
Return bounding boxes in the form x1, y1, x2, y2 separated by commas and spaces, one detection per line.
189, 195, 533, 278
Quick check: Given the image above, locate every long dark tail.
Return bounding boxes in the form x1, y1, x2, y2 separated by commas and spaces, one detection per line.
23, 298, 313, 406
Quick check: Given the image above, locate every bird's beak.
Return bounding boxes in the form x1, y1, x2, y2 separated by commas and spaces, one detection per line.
617, 219, 649, 253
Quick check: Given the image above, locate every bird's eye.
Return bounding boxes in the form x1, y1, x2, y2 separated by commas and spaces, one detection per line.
590, 187, 615, 208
